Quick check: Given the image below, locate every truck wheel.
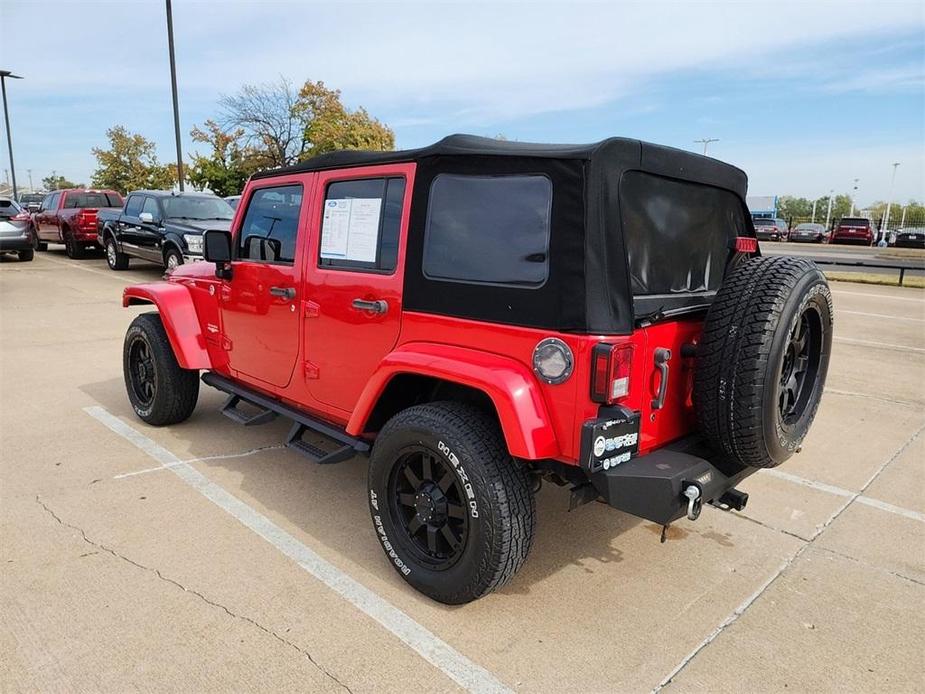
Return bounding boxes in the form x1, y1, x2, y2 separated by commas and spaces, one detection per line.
33, 233, 48, 252
164, 248, 183, 271
367, 401, 536, 604
123, 312, 199, 426
63, 229, 84, 259
18, 248, 34, 262
105, 236, 129, 270
694, 256, 833, 469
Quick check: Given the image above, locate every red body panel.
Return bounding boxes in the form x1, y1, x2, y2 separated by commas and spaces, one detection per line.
123, 282, 212, 370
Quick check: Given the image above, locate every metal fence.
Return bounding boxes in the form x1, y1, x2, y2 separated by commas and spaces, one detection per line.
782, 212, 925, 232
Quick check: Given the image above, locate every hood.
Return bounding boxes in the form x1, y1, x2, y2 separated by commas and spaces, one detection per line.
165, 218, 233, 234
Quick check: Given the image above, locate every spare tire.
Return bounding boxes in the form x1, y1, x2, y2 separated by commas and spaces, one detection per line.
694, 256, 833, 468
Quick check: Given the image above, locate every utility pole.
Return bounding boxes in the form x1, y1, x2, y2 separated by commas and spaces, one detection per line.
900, 205, 907, 229
165, 0, 185, 191
694, 138, 719, 156
825, 189, 835, 229
1, 70, 23, 198
881, 162, 900, 236
27, 168, 33, 192
51, 169, 57, 189
849, 178, 859, 216
811, 199, 817, 223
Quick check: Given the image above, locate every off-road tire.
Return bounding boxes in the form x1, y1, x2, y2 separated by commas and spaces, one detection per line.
18, 248, 34, 262
63, 229, 84, 259
367, 401, 536, 604
694, 256, 833, 469
123, 312, 199, 426
105, 235, 129, 270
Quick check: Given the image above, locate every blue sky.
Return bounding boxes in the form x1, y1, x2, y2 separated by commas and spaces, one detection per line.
2, 0, 923, 204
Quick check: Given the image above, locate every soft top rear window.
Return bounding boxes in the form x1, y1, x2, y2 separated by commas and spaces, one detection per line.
620, 171, 747, 298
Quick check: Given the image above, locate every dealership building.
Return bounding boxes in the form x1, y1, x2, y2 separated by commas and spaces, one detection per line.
747, 196, 778, 219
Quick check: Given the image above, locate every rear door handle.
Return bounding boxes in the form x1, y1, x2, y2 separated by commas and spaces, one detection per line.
269, 286, 296, 300
651, 348, 672, 410
352, 298, 388, 314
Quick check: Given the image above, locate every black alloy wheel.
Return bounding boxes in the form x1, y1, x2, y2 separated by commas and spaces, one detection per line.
128, 336, 157, 408
778, 306, 822, 429
388, 446, 470, 570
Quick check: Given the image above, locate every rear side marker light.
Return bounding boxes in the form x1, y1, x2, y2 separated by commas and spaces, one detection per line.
735, 236, 758, 253
591, 343, 634, 404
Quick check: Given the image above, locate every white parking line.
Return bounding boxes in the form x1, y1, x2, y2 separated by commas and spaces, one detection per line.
83, 405, 510, 694
840, 310, 925, 323
833, 336, 925, 353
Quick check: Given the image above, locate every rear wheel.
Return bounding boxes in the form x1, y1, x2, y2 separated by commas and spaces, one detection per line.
18, 248, 34, 262
63, 229, 84, 259
123, 312, 199, 426
694, 256, 833, 469
33, 232, 48, 252
367, 402, 536, 604
105, 236, 129, 270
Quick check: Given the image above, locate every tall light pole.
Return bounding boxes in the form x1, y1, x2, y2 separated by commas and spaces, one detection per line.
1, 70, 23, 198
694, 138, 719, 156
165, 0, 185, 191
881, 162, 900, 236
811, 198, 817, 223
849, 178, 859, 216
900, 205, 907, 229
825, 189, 835, 228
27, 168, 33, 192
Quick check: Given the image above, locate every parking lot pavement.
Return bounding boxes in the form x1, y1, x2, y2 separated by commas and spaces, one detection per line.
2, 251, 923, 692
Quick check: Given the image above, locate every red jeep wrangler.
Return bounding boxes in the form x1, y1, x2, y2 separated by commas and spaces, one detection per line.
121, 135, 833, 604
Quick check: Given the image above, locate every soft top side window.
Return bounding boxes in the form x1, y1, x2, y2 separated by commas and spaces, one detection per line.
318, 177, 405, 273
422, 173, 552, 287
236, 184, 303, 265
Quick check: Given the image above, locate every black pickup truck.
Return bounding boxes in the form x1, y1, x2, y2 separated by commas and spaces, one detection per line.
97, 190, 235, 271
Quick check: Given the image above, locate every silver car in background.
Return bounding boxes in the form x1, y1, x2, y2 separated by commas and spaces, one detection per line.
0, 198, 36, 262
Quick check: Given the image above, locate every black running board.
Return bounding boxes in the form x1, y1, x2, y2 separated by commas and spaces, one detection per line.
202, 372, 369, 464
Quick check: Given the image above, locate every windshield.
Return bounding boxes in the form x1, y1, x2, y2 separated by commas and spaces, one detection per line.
64, 192, 123, 208
162, 196, 234, 220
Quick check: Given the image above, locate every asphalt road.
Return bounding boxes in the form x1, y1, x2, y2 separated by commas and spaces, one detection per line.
2, 250, 924, 692
762, 241, 925, 280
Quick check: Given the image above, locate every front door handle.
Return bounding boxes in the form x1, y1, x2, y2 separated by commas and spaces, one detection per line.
651, 348, 672, 410
352, 298, 388, 314
269, 286, 296, 300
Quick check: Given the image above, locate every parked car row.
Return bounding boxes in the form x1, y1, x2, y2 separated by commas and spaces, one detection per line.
0, 187, 237, 268
751, 216, 894, 246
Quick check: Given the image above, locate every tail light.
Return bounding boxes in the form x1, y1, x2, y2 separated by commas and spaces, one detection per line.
10, 211, 30, 222
77, 211, 96, 230
735, 236, 758, 253
591, 343, 634, 404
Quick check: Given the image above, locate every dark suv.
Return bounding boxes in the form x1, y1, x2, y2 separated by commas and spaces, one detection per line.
98, 191, 235, 271
119, 135, 833, 604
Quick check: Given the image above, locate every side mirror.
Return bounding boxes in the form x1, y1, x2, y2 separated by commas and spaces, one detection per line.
139, 212, 154, 224
203, 229, 233, 279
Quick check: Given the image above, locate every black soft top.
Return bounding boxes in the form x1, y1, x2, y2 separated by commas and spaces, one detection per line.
253, 134, 753, 334
252, 134, 747, 198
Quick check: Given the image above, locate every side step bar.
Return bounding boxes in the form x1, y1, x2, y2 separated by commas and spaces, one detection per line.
202, 372, 370, 464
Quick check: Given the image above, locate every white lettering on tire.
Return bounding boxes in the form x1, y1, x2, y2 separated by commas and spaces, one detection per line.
437, 440, 479, 518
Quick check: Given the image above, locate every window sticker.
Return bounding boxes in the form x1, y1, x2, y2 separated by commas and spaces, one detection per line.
320, 198, 382, 263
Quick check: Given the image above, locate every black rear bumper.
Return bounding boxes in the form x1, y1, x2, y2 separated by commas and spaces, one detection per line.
0, 237, 33, 252
588, 437, 754, 525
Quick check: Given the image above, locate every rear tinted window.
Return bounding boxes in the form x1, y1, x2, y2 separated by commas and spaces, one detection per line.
64, 192, 122, 208
423, 174, 552, 286
621, 172, 748, 296
753, 218, 774, 225
124, 195, 144, 216
840, 218, 870, 226
0, 199, 22, 216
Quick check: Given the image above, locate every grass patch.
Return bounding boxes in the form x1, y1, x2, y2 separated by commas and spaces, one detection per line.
824, 271, 925, 289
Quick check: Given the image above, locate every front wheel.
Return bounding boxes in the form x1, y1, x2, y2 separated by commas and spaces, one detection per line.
123, 312, 199, 426
368, 402, 536, 604
164, 248, 183, 271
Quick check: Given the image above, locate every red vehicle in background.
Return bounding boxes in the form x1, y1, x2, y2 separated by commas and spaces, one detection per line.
34, 189, 123, 258
831, 217, 875, 245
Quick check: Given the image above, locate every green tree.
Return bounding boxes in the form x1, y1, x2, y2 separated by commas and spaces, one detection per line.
218, 77, 394, 168
777, 196, 813, 219
91, 126, 177, 194
187, 120, 261, 197
41, 174, 81, 190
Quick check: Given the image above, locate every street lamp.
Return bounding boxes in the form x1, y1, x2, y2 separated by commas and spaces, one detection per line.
165, 0, 185, 191
849, 178, 859, 216
825, 189, 835, 229
881, 162, 900, 238
0, 70, 23, 199
694, 138, 719, 156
